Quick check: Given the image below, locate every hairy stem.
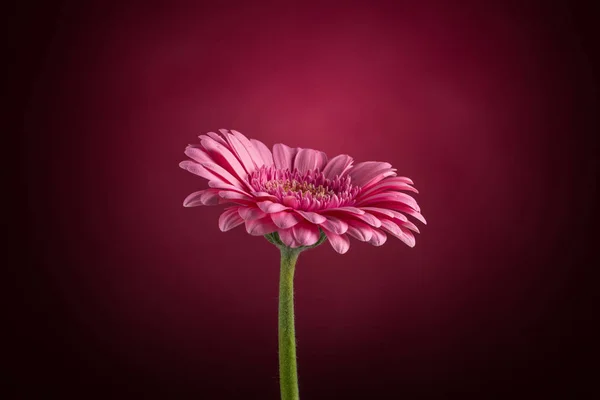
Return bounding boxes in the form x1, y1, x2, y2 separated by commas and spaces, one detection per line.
279, 247, 300, 400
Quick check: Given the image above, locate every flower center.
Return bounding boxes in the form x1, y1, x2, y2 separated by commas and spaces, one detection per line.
249, 166, 359, 211
264, 179, 334, 199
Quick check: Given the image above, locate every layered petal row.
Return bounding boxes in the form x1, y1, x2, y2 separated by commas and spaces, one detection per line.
181, 129, 425, 254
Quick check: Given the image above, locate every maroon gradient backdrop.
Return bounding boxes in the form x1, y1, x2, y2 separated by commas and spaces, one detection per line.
19, 0, 598, 398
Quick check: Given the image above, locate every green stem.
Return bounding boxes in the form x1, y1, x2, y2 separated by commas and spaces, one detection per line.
279, 247, 300, 400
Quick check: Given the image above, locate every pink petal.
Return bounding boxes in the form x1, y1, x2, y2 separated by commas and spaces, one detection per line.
380, 219, 415, 247
323, 230, 350, 254
221, 130, 256, 174
231, 130, 265, 169
395, 176, 414, 185
250, 139, 274, 166
368, 228, 387, 246
201, 137, 248, 181
245, 216, 278, 236
273, 143, 298, 170
368, 202, 427, 224
238, 207, 267, 221
293, 148, 328, 173
202, 131, 228, 146
397, 219, 420, 233
380, 219, 401, 237
316, 151, 328, 171
208, 181, 253, 198
327, 209, 381, 227
250, 191, 279, 202
390, 210, 408, 221
179, 160, 215, 181
361, 171, 397, 190
182, 189, 221, 207
322, 154, 354, 179
293, 148, 316, 173
282, 196, 300, 208
321, 215, 349, 235
218, 191, 254, 202
324, 206, 365, 215
218, 208, 244, 232
257, 200, 289, 213
198, 161, 247, 190
357, 178, 419, 200
345, 220, 374, 242
184, 146, 212, 164
292, 222, 321, 246
352, 212, 382, 228
180, 160, 247, 192
399, 227, 416, 247
278, 228, 300, 248
295, 210, 327, 224
271, 211, 301, 229
356, 192, 398, 203
348, 161, 394, 187
401, 208, 427, 225
357, 192, 420, 212
359, 206, 396, 218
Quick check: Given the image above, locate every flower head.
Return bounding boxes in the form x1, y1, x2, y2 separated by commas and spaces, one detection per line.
180, 129, 426, 254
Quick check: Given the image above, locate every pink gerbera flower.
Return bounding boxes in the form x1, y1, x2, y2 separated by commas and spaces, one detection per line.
179, 129, 426, 254
180, 129, 426, 399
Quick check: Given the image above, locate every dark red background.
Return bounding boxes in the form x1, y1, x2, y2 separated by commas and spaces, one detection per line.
18, 0, 598, 398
